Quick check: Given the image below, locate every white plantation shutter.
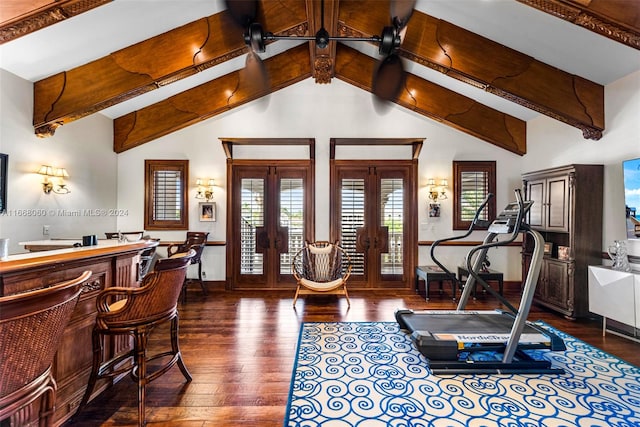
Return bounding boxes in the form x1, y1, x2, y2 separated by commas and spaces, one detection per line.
340, 178, 365, 275
460, 171, 489, 222
153, 170, 182, 221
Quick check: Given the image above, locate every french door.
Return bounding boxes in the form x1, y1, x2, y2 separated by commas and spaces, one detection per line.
331, 161, 416, 289
229, 161, 314, 289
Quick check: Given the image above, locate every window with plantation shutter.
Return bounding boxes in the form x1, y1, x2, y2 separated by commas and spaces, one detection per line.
144, 160, 188, 230
453, 161, 496, 230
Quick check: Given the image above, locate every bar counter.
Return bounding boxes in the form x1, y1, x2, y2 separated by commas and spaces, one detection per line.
0, 239, 158, 425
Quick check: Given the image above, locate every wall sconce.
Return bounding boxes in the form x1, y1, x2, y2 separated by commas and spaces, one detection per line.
37, 165, 70, 194
195, 178, 215, 201
427, 178, 448, 202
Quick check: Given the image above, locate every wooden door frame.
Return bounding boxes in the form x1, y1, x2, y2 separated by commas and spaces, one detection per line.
329, 138, 422, 290
222, 138, 316, 290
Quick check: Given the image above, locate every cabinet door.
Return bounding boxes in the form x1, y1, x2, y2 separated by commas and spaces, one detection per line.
546, 176, 569, 232
526, 179, 545, 228
544, 259, 570, 310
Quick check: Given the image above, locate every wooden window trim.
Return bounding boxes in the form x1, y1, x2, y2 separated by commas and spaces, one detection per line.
144, 159, 188, 230
453, 161, 496, 230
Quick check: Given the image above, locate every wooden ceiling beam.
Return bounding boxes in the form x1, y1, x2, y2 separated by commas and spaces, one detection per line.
33, 3, 308, 137
339, 0, 605, 140
113, 44, 312, 153
517, 0, 640, 50
0, 0, 111, 44
334, 44, 527, 155
306, 0, 339, 83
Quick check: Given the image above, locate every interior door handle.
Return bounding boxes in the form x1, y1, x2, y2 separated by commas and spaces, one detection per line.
377, 226, 389, 253
255, 227, 270, 254
275, 226, 289, 253
355, 227, 369, 252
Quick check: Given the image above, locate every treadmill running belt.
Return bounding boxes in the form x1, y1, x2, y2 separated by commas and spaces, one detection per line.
396, 310, 553, 361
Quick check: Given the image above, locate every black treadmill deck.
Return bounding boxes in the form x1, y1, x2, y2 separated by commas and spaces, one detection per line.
395, 309, 566, 374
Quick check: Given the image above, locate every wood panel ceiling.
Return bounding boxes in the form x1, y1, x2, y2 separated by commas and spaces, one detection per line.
2, 0, 639, 156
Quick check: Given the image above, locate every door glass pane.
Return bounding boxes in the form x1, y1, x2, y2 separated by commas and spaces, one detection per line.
279, 178, 304, 274
380, 178, 403, 275
341, 178, 365, 275
240, 178, 264, 274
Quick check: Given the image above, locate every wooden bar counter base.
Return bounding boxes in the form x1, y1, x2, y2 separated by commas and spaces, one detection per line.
0, 239, 158, 426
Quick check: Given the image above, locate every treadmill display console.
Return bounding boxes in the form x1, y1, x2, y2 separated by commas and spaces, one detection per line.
487, 200, 533, 234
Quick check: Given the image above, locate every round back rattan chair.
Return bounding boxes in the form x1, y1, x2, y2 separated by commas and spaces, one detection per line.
292, 241, 352, 307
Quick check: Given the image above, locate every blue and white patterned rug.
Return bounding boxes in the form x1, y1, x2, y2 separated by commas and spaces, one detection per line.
285, 322, 640, 426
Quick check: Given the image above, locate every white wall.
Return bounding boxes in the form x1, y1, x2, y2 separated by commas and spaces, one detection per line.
116, 79, 524, 280
0, 69, 117, 255
3, 68, 638, 283
524, 70, 640, 254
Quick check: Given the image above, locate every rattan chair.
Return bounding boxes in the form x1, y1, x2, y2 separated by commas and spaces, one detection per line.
292, 241, 352, 307
167, 232, 209, 302
0, 271, 92, 427
78, 251, 194, 427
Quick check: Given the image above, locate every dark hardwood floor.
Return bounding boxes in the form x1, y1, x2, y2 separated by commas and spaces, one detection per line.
68, 287, 639, 426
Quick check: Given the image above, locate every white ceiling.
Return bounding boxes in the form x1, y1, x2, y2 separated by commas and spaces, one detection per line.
1, 0, 639, 123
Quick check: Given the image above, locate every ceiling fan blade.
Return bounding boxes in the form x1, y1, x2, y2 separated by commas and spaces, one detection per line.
244, 50, 269, 93
390, 0, 416, 29
225, 0, 258, 28
372, 53, 406, 102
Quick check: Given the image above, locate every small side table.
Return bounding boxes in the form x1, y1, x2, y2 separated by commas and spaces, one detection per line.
415, 265, 457, 301
457, 266, 504, 299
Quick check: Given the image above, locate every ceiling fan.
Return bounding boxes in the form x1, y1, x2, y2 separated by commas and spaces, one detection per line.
225, 0, 416, 101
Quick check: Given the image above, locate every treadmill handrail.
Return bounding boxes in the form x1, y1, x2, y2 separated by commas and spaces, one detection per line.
429, 193, 494, 286
462, 189, 527, 314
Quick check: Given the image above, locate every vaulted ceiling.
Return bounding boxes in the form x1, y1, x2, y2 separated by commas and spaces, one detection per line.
1, 0, 639, 156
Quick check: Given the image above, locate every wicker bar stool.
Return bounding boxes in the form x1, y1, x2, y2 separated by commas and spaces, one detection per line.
0, 271, 92, 427
77, 251, 194, 427
167, 231, 209, 302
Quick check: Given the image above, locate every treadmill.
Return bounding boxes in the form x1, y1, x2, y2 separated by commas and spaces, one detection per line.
396, 190, 566, 374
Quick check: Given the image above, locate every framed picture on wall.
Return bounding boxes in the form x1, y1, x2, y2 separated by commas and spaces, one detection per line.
199, 202, 216, 222
429, 203, 440, 218
557, 246, 570, 260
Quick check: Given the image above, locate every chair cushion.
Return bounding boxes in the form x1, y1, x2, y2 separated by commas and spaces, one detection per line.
308, 244, 334, 255
300, 277, 344, 292
108, 299, 127, 312
169, 252, 191, 259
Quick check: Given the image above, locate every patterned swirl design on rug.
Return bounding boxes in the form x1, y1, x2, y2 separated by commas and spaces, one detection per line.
285, 322, 640, 426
